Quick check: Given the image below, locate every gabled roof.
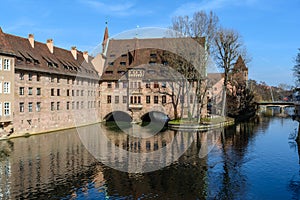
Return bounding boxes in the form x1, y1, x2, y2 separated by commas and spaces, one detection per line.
101, 37, 206, 81
0, 29, 99, 80
0, 28, 14, 55
234, 55, 248, 72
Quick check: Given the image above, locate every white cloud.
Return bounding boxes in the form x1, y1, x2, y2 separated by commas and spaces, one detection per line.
173, 0, 259, 16
78, 0, 152, 16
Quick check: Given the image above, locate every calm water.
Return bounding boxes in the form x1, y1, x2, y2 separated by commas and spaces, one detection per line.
0, 116, 299, 199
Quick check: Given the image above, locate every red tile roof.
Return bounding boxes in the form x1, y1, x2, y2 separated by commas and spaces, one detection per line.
0, 29, 99, 80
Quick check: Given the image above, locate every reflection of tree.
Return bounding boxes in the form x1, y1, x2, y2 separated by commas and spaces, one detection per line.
212, 118, 261, 199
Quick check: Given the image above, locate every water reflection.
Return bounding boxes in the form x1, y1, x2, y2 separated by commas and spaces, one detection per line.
0, 117, 299, 199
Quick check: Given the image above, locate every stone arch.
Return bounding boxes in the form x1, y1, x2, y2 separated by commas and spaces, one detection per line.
104, 111, 132, 122
141, 111, 170, 123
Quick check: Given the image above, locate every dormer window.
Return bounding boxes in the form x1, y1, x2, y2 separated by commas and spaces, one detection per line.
150, 53, 157, 58
121, 54, 127, 57
120, 62, 126, 66
109, 62, 114, 66
105, 71, 113, 74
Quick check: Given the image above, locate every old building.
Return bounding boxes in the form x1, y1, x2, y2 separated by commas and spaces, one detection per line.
99, 27, 207, 122
0, 31, 15, 134
0, 28, 101, 136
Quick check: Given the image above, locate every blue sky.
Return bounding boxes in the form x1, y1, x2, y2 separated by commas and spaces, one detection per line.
1, 0, 299, 86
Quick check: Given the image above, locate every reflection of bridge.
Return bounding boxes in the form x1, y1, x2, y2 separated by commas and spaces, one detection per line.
257, 101, 296, 115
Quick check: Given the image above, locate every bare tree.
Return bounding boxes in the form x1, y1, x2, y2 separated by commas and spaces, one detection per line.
171, 10, 219, 122
214, 28, 246, 116
293, 49, 300, 87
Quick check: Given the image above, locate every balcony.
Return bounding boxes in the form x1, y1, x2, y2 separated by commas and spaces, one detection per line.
128, 104, 143, 109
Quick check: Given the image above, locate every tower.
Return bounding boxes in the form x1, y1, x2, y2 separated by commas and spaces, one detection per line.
102, 23, 109, 53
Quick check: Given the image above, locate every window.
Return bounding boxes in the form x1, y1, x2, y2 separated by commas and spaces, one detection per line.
146, 96, 151, 104
115, 82, 119, 88
130, 96, 133, 104
72, 90, 75, 96
4, 102, 10, 116
37, 74, 41, 81
180, 95, 184, 103
115, 96, 119, 104
57, 89, 60, 96
120, 62, 126, 66
0, 58, 2, 70
57, 77, 60, 83
67, 89, 70, 96
3, 59, 10, 71
109, 62, 114, 66
28, 102, 33, 112
146, 82, 151, 88
50, 76, 54, 82
154, 82, 159, 88
81, 101, 84, 109
150, 53, 157, 58
123, 96, 127, 104
19, 87, 24, 95
28, 73, 33, 81
76, 102, 79, 109
190, 95, 193, 104
37, 88, 41, 96
20, 73, 24, 80
76, 90, 79, 96
138, 96, 141, 104
72, 102, 75, 110
28, 87, 33, 95
161, 82, 166, 88
36, 102, 41, 112
81, 90, 84, 96
66, 102, 70, 110
57, 102, 60, 110
51, 102, 55, 111
107, 95, 111, 104
19, 102, 24, 113
107, 82, 112, 88
51, 88, 55, 96
123, 82, 128, 88
162, 95, 166, 104
4, 82, 10, 94
154, 96, 158, 104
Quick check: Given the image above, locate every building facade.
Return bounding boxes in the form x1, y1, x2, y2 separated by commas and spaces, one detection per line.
0, 28, 101, 136
99, 32, 207, 122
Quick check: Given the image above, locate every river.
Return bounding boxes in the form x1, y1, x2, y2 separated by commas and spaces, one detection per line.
0, 115, 299, 199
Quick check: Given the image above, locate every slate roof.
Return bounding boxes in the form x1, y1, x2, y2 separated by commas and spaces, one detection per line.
0, 28, 99, 80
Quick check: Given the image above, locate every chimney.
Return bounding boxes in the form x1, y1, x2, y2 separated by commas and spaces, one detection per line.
83, 51, 88, 63
71, 46, 77, 60
28, 34, 34, 48
46, 39, 54, 53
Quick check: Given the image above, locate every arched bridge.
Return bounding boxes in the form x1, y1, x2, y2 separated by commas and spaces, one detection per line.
256, 101, 296, 115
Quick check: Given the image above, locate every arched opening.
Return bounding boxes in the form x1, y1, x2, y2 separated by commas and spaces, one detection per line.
141, 111, 169, 124
104, 111, 132, 122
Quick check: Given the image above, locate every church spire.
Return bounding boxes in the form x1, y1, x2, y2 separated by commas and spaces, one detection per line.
102, 22, 109, 53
